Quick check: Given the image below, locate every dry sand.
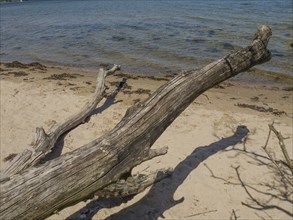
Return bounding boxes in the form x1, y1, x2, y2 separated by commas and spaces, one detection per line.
0, 62, 292, 219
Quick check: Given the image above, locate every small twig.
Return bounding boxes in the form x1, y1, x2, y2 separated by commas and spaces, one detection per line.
263, 122, 273, 150
202, 94, 211, 103
262, 123, 293, 186
184, 209, 217, 218
204, 163, 239, 185
235, 166, 293, 217
268, 123, 293, 175
232, 209, 238, 220
235, 166, 265, 207
257, 211, 274, 220
230, 209, 239, 220
261, 146, 292, 186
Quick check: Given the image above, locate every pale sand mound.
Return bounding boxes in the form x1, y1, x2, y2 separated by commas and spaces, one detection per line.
0, 63, 292, 219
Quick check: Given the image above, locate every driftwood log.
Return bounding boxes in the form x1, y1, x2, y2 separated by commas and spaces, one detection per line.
0, 25, 272, 219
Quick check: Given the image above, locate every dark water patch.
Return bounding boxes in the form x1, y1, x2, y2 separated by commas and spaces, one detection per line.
74, 36, 84, 40
13, 46, 22, 50
118, 24, 148, 31
240, 3, 251, 6
271, 49, 284, 57
40, 36, 55, 40
153, 37, 162, 41
221, 43, 235, 50
205, 48, 222, 53
141, 44, 160, 51
184, 16, 215, 22
56, 34, 66, 38
57, 23, 108, 32
166, 21, 195, 30
208, 30, 216, 37
186, 38, 206, 44
111, 36, 126, 42
81, 55, 90, 59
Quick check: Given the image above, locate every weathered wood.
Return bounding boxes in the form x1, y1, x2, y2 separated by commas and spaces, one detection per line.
1, 65, 120, 178
0, 25, 272, 220
95, 168, 173, 198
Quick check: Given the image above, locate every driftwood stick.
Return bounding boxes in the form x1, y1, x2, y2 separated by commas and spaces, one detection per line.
235, 166, 293, 217
141, 147, 169, 163
95, 168, 173, 198
0, 26, 272, 220
262, 123, 293, 185
230, 209, 239, 220
184, 209, 217, 218
268, 124, 293, 175
1, 65, 121, 178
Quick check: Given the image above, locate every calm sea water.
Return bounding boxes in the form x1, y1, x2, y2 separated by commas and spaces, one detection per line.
0, 0, 292, 76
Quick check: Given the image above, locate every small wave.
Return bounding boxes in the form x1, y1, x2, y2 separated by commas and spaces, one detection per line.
184, 16, 215, 22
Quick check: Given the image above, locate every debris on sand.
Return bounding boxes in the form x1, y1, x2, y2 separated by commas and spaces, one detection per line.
235, 103, 287, 116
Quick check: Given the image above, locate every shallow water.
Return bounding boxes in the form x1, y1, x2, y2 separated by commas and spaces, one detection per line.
0, 0, 292, 76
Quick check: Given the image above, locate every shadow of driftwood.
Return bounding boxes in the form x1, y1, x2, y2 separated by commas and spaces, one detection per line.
66, 197, 133, 220
91, 78, 127, 116
91, 92, 122, 116
42, 133, 67, 162
67, 125, 248, 220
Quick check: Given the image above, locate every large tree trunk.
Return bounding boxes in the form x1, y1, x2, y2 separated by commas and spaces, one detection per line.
0, 25, 272, 220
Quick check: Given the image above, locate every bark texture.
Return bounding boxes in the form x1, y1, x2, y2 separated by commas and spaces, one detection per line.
0, 25, 272, 220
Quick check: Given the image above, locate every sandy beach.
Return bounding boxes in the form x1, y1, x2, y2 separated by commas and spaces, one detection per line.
0, 62, 292, 219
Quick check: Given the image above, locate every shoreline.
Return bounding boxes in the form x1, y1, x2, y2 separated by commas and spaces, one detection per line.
0, 61, 292, 219
1, 60, 292, 87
